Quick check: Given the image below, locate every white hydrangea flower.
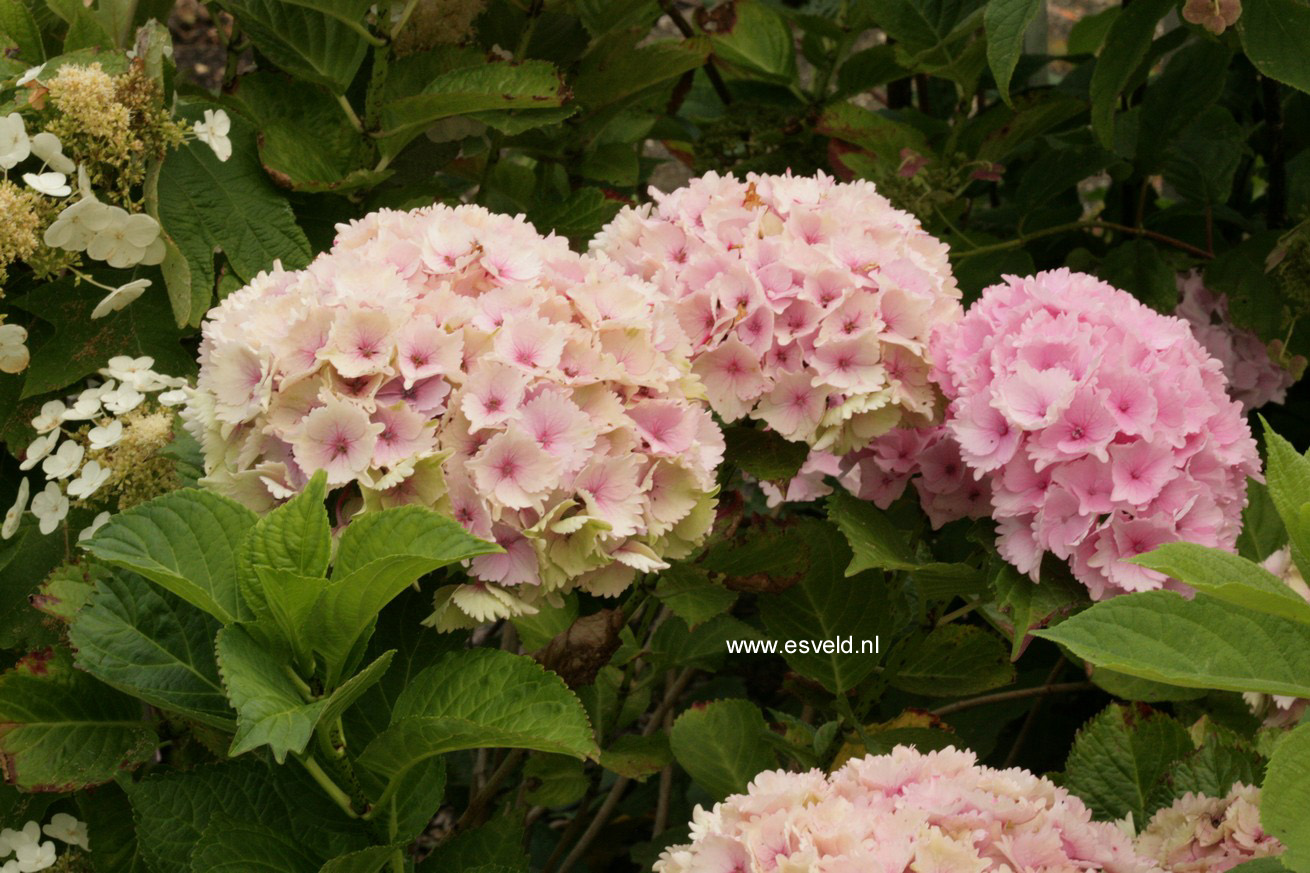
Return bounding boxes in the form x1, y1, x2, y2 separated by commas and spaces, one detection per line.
44, 197, 114, 252
42, 813, 88, 851
0, 113, 30, 170
30, 400, 66, 433
102, 385, 145, 414
19, 433, 59, 471
22, 171, 70, 198
61, 389, 104, 421
41, 440, 85, 480
88, 419, 124, 450
85, 208, 165, 268
91, 278, 150, 319
159, 387, 189, 406
30, 483, 68, 535
193, 108, 232, 162
78, 510, 111, 544
16, 65, 44, 86
2, 478, 29, 540
68, 460, 111, 499
0, 322, 29, 374
29, 132, 75, 174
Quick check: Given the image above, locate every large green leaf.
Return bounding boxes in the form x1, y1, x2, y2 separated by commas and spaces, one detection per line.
1062, 704, 1193, 822
1131, 543, 1310, 625
573, 32, 710, 108
1263, 722, 1310, 871
157, 104, 312, 327
1135, 38, 1232, 170
1097, 239, 1177, 313
1238, 0, 1310, 96
1262, 421, 1310, 572
984, 0, 1042, 105
216, 623, 328, 761
0, 0, 47, 60
669, 698, 777, 800
214, 0, 371, 91
827, 488, 916, 572
318, 847, 401, 873
758, 519, 909, 693
1164, 105, 1245, 206
653, 565, 738, 629
127, 759, 372, 872
68, 569, 233, 729
722, 424, 810, 483
85, 489, 259, 624
1037, 591, 1310, 698
0, 647, 155, 791
1239, 479, 1288, 563
192, 814, 322, 873
702, 0, 795, 82
1088, 0, 1175, 148
76, 783, 149, 873
888, 624, 1015, 697
987, 561, 1090, 659
243, 470, 332, 581
357, 649, 596, 806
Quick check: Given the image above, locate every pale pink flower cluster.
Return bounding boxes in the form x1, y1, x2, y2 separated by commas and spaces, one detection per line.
1135, 784, 1283, 872
1175, 271, 1296, 412
655, 745, 1154, 873
930, 269, 1259, 599
593, 171, 962, 454
185, 204, 723, 627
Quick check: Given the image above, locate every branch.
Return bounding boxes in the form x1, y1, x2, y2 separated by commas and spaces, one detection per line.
951, 220, 1214, 261
931, 681, 1095, 718
656, 0, 733, 106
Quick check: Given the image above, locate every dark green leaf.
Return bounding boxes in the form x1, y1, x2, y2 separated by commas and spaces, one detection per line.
669, 698, 777, 800
1063, 703, 1193, 822
654, 565, 738, 629
1263, 722, 1310, 871
1097, 239, 1178, 313
889, 624, 1015, 697
1238, 0, 1310, 95
213, 0, 372, 91
984, 0, 1043, 104
723, 424, 810, 483
1088, 0, 1175, 148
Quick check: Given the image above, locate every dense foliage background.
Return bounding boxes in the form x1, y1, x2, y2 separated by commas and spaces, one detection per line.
2, 0, 1310, 870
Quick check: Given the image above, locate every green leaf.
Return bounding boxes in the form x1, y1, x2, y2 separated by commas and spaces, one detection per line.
1014, 144, 1116, 209
722, 424, 810, 482
85, 488, 259, 624
1164, 105, 1246, 206
598, 733, 672, 781
216, 623, 328, 762
1224, 861, 1292, 873
77, 783, 149, 873
68, 569, 233, 729
1263, 722, 1310, 871
817, 100, 930, 166
512, 594, 578, 653
310, 506, 497, 678
158, 104, 313, 327
836, 44, 908, 97
1062, 704, 1193, 822
11, 274, 195, 398
1136, 38, 1232, 170
243, 469, 332, 581
889, 624, 1015, 697
864, 0, 986, 84
580, 142, 639, 187
1090, 668, 1207, 703
702, 0, 796, 82
1130, 542, 1310, 625
127, 759, 372, 872
0, 518, 68, 648
654, 565, 738, 629
416, 819, 528, 873
988, 561, 1088, 659
213, 0, 371, 91
1240, 479, 1288, 563
1088, 0, 1175, 148
1097, 240, 1177, 313
0, 647, 155, 791
224, 72, 386, 193
649, 613, 761, 671
759, 520, 909, 693
523, 754, 588, 806
984, 0, 1043, 105
1170, 735, 1264, 800
378, 59, 567, 156
1262, 420, 1310, 572
827, 488, 916, 573
357, 649, 596, 806
526, 187, 622, 249
669, 698, 777, 800
1238, 0, 1310, 96
1037, 591, 1310, 698
318, 847, 400, 873
0, 0, 46, 61
573, 32, 710, 108
192, 813, 322, 873
1066, 5, 1118, 54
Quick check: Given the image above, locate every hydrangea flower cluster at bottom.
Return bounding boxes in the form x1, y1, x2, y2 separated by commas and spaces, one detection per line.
1135, 783, 1283, 872
655, 745, 1154, 873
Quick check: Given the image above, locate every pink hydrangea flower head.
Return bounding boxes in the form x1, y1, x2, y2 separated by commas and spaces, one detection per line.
930, 269, 1260, 599
656, 745, 1156, 873
593, 171, 963, 453
1135, 783, 1283, 872
1174, 271, 1297, 412
187, 204, 723, 627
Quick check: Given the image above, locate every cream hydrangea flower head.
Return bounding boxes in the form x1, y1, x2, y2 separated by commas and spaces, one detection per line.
656, 745, 1155, 873
186, 204, 724, 627
592, 170, 963, 454
1135, 783, 1283, 872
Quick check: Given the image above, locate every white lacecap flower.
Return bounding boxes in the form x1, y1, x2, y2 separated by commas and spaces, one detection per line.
41, 439, 85, 480
41, 813, 88, 851
159, 387, 189, 406
30, 482, 68, 535
21, 172, 69, 197
102, 385, 145, 414
19, 432, 59, 471
29, 132, 75, 174
61, 391, 103, 421
78, 510, 111, 545
0, 112, 31, 170
91, 278, 151, 319
30, 400, 66, 433
88, 419, 124, 450
43, 197, 111, 252
16, 65, 44, 86
193, 108, 232, 162
0, 322, 30, 375
84, 207, 165, 268
68, 460, 111, 499
2, 478, 29, 540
